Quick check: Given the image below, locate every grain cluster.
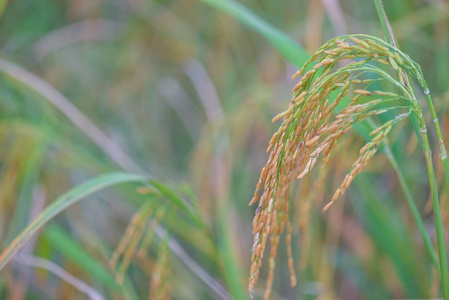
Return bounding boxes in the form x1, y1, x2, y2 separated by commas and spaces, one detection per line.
248, 35, 421, 298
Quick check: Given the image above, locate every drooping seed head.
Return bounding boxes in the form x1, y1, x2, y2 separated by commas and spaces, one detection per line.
248, 34, 420, 298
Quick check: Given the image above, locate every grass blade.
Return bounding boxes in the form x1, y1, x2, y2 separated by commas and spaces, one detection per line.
43, 225, 119, 289
0, 172, 147, 271
149, 180, 204, 227
0, 59, 143, 173
14, 253, 106, 300
199, 0, 309, 68
5, 142, 46, 244
43, 225, 139, 300
0, 0, 7, 18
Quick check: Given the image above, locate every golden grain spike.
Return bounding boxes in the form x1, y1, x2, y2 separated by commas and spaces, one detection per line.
305, 69, 316, 77
350, 37, 370, 48
249, 192, 259, 206
292, 91, 306, 104
292, 70, 300, 80
111, 203, 153, 284
150, 242, 171, 300
342, 174, 354, 189
321, 58, 335, 65
305, 135, 320, 147
369, 120, 393, 137
137, 207, 166, 258
293, 81, 303, 91
375, 109, 388, 115
297, 160, 311, 179
374, 90, 387, 96
354, 89, 373, 96
248, 34, 408, 295
272, 111, 287, 123
137, 186, 153, 195
332, 188, 342, 201
324, 50, 338, 55
313, 62, 323, 69
336, 41, 352, 49
368, 40, 389, 52
388, 55, 399, 70
394, 51, 404, 65
359, 142, 372, 155
322, 201, 334, 213
398, 72, 405, 85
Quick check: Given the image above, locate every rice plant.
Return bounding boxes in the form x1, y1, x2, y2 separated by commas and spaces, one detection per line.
249, 32, 449, 298
248, 2, 449, 297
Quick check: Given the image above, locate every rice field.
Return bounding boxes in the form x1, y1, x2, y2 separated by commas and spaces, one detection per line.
1, 0, 449, 299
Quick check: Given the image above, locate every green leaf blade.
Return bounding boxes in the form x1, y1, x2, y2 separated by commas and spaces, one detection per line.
0, 172, 147, 271
200, 0, 309, 67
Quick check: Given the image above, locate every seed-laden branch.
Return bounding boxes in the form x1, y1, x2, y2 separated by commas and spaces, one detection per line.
248, 34, 437, 299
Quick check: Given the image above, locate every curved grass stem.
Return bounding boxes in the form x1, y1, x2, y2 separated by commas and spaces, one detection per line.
421, 81, 449, 190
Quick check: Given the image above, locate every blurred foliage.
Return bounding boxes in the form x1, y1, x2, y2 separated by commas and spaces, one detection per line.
0, 0, 448, 299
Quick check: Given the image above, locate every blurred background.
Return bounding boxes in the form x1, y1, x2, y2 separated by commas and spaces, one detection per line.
0, 0, 448, 299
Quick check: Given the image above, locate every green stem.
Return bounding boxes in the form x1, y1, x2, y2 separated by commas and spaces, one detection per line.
422, 131, 449, 299
421, 80, 449, 192
0, 0, 7, 19
374, 0, 449, 297
374, 0, 394, 45
384, 144, 440, 272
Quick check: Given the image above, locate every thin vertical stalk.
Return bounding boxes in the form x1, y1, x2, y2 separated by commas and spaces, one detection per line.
374, 0, 394, 45
384, 144, 440, 272
422, 131, 449, 299
374, 0, 449, 298
421, 80, 449, 192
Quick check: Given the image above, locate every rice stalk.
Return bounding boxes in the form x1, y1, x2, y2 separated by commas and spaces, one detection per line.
149, 240, 171, 300
109, 202, 153, 284
248, 34, 434, 298
137, 206, 167, 259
